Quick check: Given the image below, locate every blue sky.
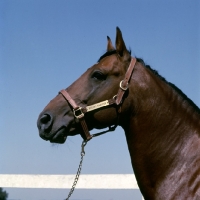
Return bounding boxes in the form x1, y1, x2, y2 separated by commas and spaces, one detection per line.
1, 0, 200, 199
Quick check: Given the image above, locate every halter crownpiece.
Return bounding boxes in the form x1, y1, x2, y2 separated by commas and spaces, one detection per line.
59, 57, 137, 141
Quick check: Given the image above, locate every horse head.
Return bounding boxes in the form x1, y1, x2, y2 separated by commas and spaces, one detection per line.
37, 27, 135, 143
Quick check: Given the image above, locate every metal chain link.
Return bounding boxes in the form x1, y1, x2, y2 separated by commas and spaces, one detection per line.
65, 140, 87, 200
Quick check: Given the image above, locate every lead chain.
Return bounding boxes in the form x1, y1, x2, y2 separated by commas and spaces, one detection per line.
65, 140, 87, 200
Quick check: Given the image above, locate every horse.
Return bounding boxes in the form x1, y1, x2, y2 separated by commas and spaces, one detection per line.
37, 27, 200, 200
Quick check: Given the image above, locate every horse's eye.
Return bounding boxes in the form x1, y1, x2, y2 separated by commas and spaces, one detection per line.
92, 71, 106, 81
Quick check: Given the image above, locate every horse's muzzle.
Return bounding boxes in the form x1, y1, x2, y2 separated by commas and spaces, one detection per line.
37, 112, 67, 143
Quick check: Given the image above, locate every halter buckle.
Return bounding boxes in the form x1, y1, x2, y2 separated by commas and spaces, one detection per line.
74, 107, 84, 119
120, 80, 128, 91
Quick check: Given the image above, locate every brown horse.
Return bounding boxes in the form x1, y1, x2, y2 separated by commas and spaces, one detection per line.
37, 27, 200, 199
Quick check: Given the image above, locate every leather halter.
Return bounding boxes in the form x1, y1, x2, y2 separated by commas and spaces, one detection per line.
59, 57, 137, 141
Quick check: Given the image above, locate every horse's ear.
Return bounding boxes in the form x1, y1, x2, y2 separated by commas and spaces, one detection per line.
107, 36, 115, 51
115, 27, 129, 58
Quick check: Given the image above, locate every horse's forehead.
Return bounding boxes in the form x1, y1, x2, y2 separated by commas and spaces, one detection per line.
98, 55, 118, 70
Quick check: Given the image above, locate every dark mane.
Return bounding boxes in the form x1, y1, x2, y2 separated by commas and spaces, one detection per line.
136, 58, 200, 114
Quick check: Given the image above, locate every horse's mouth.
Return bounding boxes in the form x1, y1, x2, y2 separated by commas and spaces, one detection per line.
49, 127, 67, 144
39, 121, 79, 144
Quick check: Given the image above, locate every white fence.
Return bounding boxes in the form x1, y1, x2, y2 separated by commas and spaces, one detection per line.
0, 174, 144, 199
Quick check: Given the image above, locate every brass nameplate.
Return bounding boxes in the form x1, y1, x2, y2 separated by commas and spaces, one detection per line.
86, 100, 109, 112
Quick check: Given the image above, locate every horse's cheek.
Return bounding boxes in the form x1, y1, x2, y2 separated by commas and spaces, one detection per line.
92, 108, 117, 127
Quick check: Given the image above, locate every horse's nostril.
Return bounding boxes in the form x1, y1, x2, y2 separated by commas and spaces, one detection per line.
38, 113, 53, 133
40, 114, 51, 124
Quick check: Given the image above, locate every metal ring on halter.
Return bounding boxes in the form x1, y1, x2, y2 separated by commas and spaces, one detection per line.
120, 80, 128, 91
73, 107, 84, 119
113, 95, 118, 100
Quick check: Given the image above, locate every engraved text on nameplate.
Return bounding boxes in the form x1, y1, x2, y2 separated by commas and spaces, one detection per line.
86, 100, 109, 112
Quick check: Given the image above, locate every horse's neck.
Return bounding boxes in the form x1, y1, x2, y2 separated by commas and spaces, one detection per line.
123, 64, 200, 199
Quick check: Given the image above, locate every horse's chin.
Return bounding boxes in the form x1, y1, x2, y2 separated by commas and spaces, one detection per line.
50, 137, 67, 144
48, 127, 67, 144
49, 127, 80, 144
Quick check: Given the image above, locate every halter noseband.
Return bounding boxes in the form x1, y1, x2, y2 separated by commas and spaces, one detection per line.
59, 57, 137, 141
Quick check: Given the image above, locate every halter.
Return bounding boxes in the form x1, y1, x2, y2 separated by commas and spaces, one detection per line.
59, 57, 137, 141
